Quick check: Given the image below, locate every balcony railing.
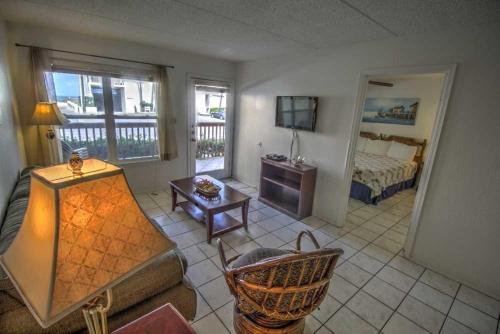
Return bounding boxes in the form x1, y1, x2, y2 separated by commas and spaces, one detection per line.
196, 122, 225, 159
58, 118, 224, 161
59, 116, 158, 160
59, 122, 108, 159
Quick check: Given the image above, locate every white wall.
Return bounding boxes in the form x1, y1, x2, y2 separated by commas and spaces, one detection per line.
360, 75, 444, 147
234, 22, 500, 298
6, 22, 236, 192
0, 19, 23, 219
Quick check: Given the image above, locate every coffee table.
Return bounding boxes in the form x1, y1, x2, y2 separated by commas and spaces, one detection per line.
169, 175, 251, 243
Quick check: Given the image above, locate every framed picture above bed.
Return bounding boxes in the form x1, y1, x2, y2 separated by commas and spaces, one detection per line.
362, 97, 419, 125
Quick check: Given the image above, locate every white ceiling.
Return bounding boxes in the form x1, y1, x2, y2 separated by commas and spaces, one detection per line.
1, 0, 499, 61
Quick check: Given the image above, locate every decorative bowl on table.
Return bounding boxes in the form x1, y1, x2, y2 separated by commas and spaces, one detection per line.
194, 178, 221, 199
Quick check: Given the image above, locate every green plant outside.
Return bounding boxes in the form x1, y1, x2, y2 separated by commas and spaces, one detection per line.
196, 138, 224, 158
65, 135, 158, 160
65, 135, 222, 160
209, 107, 225, 114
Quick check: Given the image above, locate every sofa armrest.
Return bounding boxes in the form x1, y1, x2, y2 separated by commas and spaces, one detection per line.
174, 248, 188, 275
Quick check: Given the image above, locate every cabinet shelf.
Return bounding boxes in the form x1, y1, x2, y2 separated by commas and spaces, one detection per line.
258, 158, 317, 220
262, 175, 301, 192
259, 195, 298, 215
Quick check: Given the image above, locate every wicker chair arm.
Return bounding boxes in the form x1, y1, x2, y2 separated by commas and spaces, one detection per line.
226, 254, 242, 264
217, 238, 230, 272
296, 230, 321, 251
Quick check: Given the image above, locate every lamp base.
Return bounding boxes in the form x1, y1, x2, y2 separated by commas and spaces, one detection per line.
82, 290, 113, 334
46, 128, 56, 140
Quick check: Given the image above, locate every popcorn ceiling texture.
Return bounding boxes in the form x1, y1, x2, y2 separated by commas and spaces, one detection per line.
0, 0, 498, 61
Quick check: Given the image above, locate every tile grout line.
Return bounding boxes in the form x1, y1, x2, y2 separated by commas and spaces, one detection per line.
319, 225, 407, 332
192, 293, 232, 334
190, 188, 413, 332
318, 192, 432, 332
378, 268, 431, 333
419, 269, 500, 323
436, 283, 462, 334
344, 255, 470, 322
349, 258, 431, 333
144, 184, 497, 334
459, 283, 500, 304
213, 305, 233, 334
338, 212, 484, 332
440, 284, 497, 334
326, 196, 491, 333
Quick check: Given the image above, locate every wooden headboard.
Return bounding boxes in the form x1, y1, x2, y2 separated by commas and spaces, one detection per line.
359, 131, 379, 140
380, 134, 427, 165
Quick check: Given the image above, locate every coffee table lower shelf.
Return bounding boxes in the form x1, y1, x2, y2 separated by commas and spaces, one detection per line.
179, 201, 245, 239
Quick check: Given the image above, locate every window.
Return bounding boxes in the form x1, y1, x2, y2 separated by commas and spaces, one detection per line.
54, 72, 159, 162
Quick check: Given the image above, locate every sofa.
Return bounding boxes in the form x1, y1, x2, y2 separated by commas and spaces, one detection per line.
0, 167, 197, 333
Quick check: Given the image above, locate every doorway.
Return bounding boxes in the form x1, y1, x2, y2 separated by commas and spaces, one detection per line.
340, 65, 456, 258
187, 77, 233, 178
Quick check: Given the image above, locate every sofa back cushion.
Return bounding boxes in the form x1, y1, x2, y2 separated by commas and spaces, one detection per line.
0, 197, 28, 255
0, 167, 33, 254
7, 176, 30, 205
1, 170, 32, 306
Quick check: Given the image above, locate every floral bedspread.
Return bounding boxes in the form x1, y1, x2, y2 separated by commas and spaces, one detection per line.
353, 152, 418, 198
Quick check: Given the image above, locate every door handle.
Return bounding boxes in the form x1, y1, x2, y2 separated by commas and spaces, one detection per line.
191, 138, 196, 142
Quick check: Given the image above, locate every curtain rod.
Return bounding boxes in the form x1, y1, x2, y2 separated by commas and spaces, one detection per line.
15, 43, 175, 69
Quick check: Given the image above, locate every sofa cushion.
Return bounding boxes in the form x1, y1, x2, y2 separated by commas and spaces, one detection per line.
0, 197, 28, 254
0, 249, 186, 327
110, 249, 186, 314
0, 166, 194, 333
176, 248, 188, 274
8, 176, 30, 204
19, 166, 37, 179
0, 278, 195, 334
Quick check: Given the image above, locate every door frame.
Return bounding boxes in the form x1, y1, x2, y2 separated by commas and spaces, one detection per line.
186, 74, 235, 178
338, 64, 457, 258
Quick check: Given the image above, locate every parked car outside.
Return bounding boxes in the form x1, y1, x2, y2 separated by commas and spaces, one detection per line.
211, 110, 225, 120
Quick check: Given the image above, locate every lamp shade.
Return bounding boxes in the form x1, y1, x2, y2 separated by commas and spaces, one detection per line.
0, 159, 175, 328
31, 102, 68, 126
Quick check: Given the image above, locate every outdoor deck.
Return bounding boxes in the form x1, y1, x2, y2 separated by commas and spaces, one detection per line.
60, 117, 226, 164
196, 156, 224, 174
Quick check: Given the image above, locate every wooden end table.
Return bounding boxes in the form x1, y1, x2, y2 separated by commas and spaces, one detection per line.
169, 175, 250, 243
111, 303, 194, 334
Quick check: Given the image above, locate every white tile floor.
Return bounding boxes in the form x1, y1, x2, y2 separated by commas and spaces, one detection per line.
137, 180, 500, 334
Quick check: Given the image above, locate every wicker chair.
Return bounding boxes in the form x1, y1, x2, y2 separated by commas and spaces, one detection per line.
217, 230, 344, 334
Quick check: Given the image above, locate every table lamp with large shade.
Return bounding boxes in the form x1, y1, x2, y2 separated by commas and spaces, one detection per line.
0, 159, 176, 334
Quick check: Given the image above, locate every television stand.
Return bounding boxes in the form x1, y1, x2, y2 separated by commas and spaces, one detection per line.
258, 158, 317, 220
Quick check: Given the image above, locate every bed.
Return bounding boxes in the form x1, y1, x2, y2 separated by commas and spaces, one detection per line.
350, 132, 426, 204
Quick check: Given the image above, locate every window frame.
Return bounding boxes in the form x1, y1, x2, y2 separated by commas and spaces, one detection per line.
54, 71, 161, 164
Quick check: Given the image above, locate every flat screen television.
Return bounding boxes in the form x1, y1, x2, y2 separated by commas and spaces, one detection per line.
275, 96, 318, 131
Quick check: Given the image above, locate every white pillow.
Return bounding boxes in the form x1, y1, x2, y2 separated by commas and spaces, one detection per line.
364, 140, 391, 156
387, 141, 417, 161
356, 137, 367, 152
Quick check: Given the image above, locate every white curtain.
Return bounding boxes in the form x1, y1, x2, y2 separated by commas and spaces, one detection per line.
30, 46, 61, 165
155, 66, 177, 161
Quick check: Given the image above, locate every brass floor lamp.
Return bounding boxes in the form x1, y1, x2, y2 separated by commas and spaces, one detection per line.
30, 102, 67, 164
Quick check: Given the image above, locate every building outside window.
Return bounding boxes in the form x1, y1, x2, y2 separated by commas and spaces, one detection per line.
53, 72, 159, 162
